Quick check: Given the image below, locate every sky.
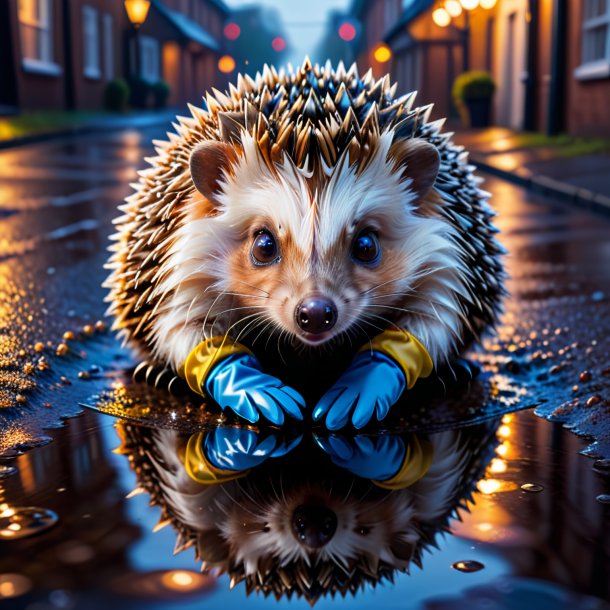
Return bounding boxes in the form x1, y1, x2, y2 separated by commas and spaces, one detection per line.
223, 0, 352, 64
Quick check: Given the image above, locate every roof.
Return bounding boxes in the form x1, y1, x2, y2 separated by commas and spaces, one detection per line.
205, 0, 230, 15
152, 0, 220, 51
384, 0, 434, 42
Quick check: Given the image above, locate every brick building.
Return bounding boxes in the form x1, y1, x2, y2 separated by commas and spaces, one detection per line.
341, 0, 610, 137
0, 0, 230, 114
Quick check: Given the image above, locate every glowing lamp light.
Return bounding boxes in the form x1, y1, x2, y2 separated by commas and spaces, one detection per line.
271, 37, 286, 52
497, 424, 511, 438
338, 22, 357, 42
124, 0, 151, 28
373, 43, 392, 63
477, 478, 501, 495
223, 22, 241, 40
459, 0, 480, 9
218, 55, 236, 73
432, 7, 451, 27
445, 0, 463, 17
480, 0, 497, 7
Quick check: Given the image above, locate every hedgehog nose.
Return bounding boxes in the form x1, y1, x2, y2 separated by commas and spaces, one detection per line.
295, 296, 337, 334
291, 504, 338, 548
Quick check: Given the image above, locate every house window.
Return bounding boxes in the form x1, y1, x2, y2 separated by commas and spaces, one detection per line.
82, 5, 101, 79
103, 13, 114, 80
576, 0, 610, 79
140, 36, 160, 82
18, 0, 61, 75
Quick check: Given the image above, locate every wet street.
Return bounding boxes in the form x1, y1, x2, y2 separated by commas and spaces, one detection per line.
0, 126, 609, 609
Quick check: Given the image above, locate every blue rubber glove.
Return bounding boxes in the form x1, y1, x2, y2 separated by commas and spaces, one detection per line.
314, 434, 407, 481
206, 353, 305, 425
204, 428, 303, 472
312, 351, 406, 430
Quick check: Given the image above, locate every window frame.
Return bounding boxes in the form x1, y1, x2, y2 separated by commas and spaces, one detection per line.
103, 13, 114, 80
575, 0, 610, 80
82, 5, 101, 80
18, 0, 62, 75
139, 35, 161, 83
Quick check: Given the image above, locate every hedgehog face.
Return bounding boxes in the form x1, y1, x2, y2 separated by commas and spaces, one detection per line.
176, 131, 456, 357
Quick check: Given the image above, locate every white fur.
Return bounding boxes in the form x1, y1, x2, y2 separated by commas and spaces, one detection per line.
150, 130, 473, 370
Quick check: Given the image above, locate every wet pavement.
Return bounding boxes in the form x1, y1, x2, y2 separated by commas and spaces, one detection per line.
0, 126, 609, 609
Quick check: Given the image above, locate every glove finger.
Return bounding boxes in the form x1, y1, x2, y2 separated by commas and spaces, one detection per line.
375, 396, 392, 421
353, 435, 375, 456
224, 393, 259, 423
265, 386, 304, 421
254, 435, 279, 456
278, 384, 306, 409
254, 390, 284, 426
352, 398, 376, 429
312, 386, 346, 421
326, 393, 359, 431
270, 434, 303, 458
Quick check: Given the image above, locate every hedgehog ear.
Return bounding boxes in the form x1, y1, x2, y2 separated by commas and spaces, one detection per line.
189, 141, 237, 207
389, 138, 440, 199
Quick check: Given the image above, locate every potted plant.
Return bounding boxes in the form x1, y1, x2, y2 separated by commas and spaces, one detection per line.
452, 71, 496, 128
152, 80, 171, 109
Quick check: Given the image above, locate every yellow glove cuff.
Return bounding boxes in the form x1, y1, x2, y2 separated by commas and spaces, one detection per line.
183, 432, 249, 485
359, 329, 433, 389
373, 436, 434, 490
179, 336, 252, 397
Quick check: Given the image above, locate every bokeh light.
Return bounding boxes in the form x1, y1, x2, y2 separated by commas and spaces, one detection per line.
373, 43, 392, 63
460, 0, 480, 9
218, 55, 236, 73
480, 0, 497, 8
338, 22, 357, 41
445, 0, 463, 17
432, 7, 451, 27
272, 37, 286, 52
223, 22, 240, 40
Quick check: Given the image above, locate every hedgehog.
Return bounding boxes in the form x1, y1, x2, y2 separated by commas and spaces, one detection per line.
115, 419, 500, 603
105, 58, 505, 429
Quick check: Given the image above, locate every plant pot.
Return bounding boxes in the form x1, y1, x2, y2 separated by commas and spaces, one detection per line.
465, 97, 492, 128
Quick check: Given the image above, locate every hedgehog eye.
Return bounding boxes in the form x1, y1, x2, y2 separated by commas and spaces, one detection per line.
251, 230, 280, 266
352, 230, 381, 266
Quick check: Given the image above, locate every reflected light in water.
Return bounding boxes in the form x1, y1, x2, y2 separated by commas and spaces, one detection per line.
0, 574, 32, 599
476, 478, 518, 494
497, 425, 511, 438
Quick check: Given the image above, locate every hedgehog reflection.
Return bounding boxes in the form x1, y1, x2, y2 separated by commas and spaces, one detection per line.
116, 421, 499, 602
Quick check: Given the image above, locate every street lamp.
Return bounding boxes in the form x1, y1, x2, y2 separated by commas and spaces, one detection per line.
124, 0, 150, 28
431, 0, 496, 71
124, 0, 151, 80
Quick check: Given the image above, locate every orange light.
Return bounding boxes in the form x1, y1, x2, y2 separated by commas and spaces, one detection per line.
489, 458, 507, 473
432, 7, 451, 27
460, 0, 479, 9
480, 0, 497, 7
445, 0, 463, 17
218, 55, 236, 73
373, 43, 392, 63
498, 425, 511, 438
496, 442, 509, 457
477, 478, 501, 494
124, 0, 151, 27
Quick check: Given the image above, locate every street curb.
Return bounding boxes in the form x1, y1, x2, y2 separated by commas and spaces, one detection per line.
0, 111, 178, 151
471, 154, 610, 217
